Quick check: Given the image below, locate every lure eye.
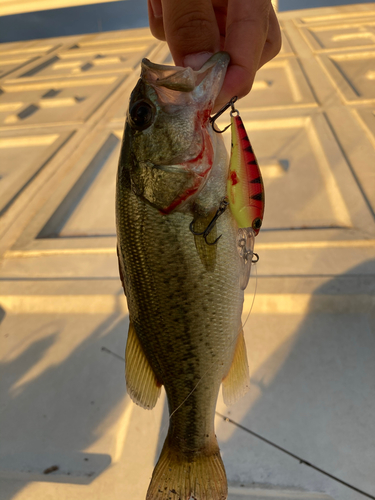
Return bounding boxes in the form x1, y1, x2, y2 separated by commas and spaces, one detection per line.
129, 100, 155, 130
252, 218, 262, 232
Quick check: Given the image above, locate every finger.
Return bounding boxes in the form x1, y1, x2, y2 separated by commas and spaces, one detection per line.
160, 0, 221, 68
216, 0, 275, 110
258, 5, 281, 69
148, 0, 166, 41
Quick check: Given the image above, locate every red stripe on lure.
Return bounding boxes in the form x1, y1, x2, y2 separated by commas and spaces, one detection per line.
227, 112, 265, 235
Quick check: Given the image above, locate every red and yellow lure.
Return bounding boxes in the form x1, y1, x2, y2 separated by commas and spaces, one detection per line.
210, 97, 265, 289
203, 97, 265, 288
227, 105, 265, 235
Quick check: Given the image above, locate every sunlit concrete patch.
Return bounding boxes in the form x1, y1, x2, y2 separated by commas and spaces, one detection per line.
228, 487, 334, 500
1, 291, 374, 316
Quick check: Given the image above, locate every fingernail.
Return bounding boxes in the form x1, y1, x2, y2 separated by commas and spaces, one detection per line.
149, 0, 162, 18
183, 52, 213, 70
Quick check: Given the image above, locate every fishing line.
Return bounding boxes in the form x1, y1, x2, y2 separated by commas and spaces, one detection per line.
241, 261, 258, 331
102, 259, 259, 436
166, 259, 259, 426
101, 346, 126, 362
216, 412, 375, 500
101, 346, 374, 500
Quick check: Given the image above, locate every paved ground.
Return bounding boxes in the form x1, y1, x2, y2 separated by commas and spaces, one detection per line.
0, 3, 375, 500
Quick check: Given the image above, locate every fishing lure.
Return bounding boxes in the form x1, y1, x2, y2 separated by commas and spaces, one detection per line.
209, 97, 265, 235
210, 97, 264, 289
227, 104, 265, 234
228, 102, 264, 289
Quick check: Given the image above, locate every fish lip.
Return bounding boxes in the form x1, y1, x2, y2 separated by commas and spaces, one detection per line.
141, 52, 230, 103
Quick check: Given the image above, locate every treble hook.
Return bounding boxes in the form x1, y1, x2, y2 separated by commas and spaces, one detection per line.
209, 96, 238, 133
189, 198, 229, 245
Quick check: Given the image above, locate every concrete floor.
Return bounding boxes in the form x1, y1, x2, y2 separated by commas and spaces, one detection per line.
0, 2, 375, 500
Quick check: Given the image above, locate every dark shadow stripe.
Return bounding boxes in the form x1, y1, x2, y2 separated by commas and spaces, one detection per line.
37, 133, 119, 239
20, 55, 59, 78
0, 0, 148, 43
0, 131, 75, 218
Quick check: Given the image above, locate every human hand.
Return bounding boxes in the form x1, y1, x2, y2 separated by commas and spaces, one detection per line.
148, 0, 281, 111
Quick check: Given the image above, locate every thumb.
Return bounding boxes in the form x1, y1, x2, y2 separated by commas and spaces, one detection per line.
160, 0, 221, 69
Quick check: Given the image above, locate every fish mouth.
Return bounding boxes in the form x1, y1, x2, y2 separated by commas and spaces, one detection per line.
141, 52, 230, 108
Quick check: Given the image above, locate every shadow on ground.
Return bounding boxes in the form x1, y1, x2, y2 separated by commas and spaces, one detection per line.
0, 307, 130, 499
216, 260, 375, 499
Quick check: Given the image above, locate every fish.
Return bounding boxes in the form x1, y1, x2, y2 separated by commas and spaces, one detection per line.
116, 52, 250, 500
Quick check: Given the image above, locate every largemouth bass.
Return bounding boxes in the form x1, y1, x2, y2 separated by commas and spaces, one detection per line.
116, 52, 250, 500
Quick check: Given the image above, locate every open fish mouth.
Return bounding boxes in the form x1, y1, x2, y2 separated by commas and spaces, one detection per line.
141, 52, 230, 101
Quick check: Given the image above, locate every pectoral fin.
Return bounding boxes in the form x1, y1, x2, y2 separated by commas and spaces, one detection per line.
192, 213, 217, 272
125, 321, 161, 409
222, 329, 250, 405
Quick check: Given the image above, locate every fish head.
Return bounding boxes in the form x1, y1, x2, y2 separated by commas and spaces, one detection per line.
120, 52, 230, 213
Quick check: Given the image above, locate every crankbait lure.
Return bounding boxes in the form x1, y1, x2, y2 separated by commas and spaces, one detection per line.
209, 97, 265, 235
210, 96, 265, 289
227, 104, 264, 234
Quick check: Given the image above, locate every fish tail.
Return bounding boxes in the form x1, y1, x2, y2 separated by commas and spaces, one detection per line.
146, 434, 227, 500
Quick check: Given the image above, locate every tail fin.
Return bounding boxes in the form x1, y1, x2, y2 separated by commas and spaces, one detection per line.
146, 435, 227, 500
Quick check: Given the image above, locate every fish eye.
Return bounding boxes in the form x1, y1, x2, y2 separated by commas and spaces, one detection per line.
129, 100, 155, 130
252, 218, 262, 231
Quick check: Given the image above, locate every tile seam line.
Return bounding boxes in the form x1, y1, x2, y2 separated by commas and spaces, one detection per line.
0, 40, 73, 82
0, 130, 76, 218
282, 22, 322, 106
97, 347, 375, 500
216, 412, 375, 500
0, 41, 165, 257
0, 54, 41, 81
2, 239, 375, 258
282, 19, 375, 223
322, 110, 375, 222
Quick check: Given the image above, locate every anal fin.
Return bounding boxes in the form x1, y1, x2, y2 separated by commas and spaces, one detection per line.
222, 329, 250, 405
125, 321, 161, 409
